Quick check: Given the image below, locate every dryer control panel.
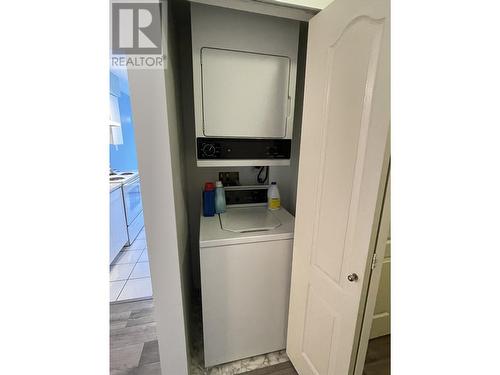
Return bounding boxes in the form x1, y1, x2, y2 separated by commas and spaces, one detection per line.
197, 138, 291, 160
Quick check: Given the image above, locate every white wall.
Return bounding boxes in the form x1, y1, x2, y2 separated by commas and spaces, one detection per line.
127, 1, 190, 374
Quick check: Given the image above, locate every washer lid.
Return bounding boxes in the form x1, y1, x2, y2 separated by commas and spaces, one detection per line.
219, 207, 281, 233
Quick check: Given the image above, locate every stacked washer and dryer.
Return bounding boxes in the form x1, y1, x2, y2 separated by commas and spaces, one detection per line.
191, 3, 301, 367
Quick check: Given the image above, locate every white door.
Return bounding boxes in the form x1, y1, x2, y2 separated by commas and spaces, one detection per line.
286, 0, 390, 374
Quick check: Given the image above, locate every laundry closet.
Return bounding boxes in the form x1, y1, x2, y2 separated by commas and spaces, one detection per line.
128, 0, 390, 374
172, 1, 309, 368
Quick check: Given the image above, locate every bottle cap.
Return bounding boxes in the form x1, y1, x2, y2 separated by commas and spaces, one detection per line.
216, 181, 223, 187
204, 182, 215, 191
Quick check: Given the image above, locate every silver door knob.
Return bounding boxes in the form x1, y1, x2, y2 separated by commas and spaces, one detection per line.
347, 273, 359, 282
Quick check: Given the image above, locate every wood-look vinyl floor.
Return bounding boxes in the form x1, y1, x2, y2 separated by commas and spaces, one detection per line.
110, 298, 161, 375
245, 361, 298, 375
363, 335, 390, 375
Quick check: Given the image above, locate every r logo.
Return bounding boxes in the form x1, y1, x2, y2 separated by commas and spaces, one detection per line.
112, 2, 162, 54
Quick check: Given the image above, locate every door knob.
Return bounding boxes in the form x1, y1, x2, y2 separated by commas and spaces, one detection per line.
347, 273, 359, 282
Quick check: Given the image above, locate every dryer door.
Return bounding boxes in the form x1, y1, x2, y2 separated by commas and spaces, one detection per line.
201, 48, 291, 138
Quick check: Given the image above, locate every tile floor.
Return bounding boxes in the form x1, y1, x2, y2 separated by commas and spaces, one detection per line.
110, 228, 153, 303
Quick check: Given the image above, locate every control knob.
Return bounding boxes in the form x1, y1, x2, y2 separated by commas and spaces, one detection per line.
201, 143, 216, 157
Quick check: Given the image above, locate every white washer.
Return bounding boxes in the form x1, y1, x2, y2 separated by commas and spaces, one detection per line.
199, 186, 295, 367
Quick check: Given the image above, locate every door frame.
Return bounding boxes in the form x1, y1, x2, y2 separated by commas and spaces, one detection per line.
351, 134, 391, 375
127, 1, 190, 374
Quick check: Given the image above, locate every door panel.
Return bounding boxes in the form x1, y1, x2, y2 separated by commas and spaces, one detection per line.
301, 285, 338, 375
286, 0, 389, 374
312, 16, 384, 285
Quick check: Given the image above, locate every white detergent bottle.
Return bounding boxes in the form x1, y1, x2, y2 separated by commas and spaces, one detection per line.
214, 181, 226, 213
267, 182, 281, 210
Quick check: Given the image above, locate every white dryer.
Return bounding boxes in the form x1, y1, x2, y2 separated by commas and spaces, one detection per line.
199, 185, 295, 367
